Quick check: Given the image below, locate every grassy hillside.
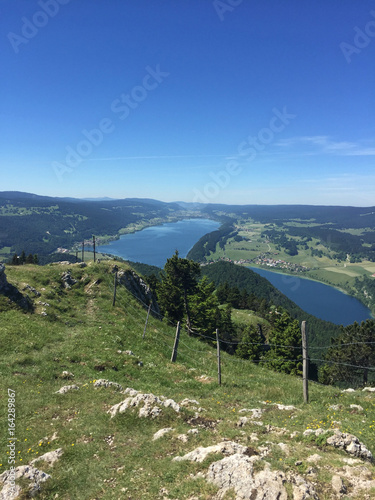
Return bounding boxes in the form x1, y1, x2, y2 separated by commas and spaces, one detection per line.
1, 262, 375, 499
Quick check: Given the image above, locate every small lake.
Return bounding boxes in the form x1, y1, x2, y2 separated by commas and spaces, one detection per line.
97, 218, 220, 268
247, 266, 373, 326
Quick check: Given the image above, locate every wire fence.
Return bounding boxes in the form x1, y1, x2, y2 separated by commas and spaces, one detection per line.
103, 270, 375, 390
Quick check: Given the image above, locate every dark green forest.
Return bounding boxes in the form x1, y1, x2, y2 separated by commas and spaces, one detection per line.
200, 261, 341, 348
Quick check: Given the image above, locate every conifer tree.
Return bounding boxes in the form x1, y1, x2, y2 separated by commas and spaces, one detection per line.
319, 320, 375, 387
26, 253, 34, 264
263, 310, 302, 376
158, 251, 200, 330
236, 324, 263, 361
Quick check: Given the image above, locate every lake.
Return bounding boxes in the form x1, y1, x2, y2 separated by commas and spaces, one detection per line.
247, 266, 373, 326
97, 218, 220, 267
97, 218, 372, 325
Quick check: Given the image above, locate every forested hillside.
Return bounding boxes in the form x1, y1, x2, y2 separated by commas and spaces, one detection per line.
0, 192, 188, 257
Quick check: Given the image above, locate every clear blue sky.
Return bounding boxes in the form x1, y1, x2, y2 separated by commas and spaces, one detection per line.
1, 0, 374, 206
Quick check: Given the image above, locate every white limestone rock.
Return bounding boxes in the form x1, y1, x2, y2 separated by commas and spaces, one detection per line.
55, 385, 79, 394
153, 428, 174, 440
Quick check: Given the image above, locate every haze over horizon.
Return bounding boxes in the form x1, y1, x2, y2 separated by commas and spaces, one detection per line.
2, 1, 374, 206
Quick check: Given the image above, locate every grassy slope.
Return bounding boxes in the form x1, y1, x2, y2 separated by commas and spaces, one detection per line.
0, 262, 374, 499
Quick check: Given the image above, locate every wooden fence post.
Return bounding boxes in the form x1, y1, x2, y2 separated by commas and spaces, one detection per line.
93, 235, 96, 263
143, 303, 151, 339
301, 321, 309, 403
82, 241, 84, 262
171, 322, 180, 363
216, 328, 221, 386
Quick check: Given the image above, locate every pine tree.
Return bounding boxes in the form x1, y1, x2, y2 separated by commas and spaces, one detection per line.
26, 253, 34, 264
19, 250, 26, 264
189, 276, 222, 339
11, 253, 19, 265
158, 251, 200, 330
236, 324, 263, 361
263, 311, 302, 376
319, 320, 375, 387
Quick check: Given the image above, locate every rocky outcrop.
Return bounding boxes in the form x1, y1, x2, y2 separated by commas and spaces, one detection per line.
327, 430, 373, 462
108, 389, 180, 418
0, 264, 8, 290
173, 441, 251, 463
0, 465, 51, 500
174, 442, 318, 499
61, 270, 77, 289
207, 456, 289, 500
0, 264, 34, 311
94, 379, 123, 391
117, 269, 160, 317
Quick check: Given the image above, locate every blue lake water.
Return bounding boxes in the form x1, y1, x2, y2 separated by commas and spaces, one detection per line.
247, 266, 373, 326
97, 218, 220, 268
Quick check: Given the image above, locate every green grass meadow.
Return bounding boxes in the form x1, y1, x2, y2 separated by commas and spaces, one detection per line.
1, 261, 375, 498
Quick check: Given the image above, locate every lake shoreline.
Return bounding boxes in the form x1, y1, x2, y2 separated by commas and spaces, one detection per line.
243, 263, 374, 319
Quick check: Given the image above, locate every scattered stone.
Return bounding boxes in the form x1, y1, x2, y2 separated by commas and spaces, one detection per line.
60, 371, 74, 380
274, 404, 297, 411
328, 404, 341, 411
342, 388, 355, 393
277, 443, 289, 455
250, 433, 259, 442
0, 465, 51, 500
261, 401, 297, 411
61, 271, 77, 289
104, 435, 115, 446
238, 408, 264, 419
265, 424, 287, 435
55, 385, 79, 394
289, 473, 319, 500
187, 428, 199, 435
362, 387, 375, 392
326, 430, 373, 462
139, 404, 162, 419
331, 474, 346, 494
350, 404, 364, 412
94, 379, 123, 391
340, 465, 375, 496
153, 428, 174, 440
180, 398, 200, 407
123, 387, 139, 396
196, 375, 213, 383
342, 458, 363, 465
237, 417, 263, 427
306, 454, 322, 463
295, 461, 302, 466
303, 428, 328, 437
124, 350, 134, 356
30, 448, 63, 466
23, 284, 41, 297
173, 441, 251, 463
177, 434, 189, 443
